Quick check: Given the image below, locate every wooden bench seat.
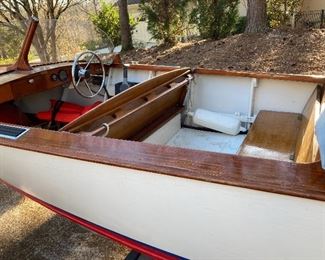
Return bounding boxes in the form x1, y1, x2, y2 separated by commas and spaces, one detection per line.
238, 111, 301, 161
239, 85, 323, 162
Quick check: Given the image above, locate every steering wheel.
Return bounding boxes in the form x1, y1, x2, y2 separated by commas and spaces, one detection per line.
71, 51, 106, 98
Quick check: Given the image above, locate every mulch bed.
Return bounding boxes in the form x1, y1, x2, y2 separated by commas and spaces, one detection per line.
123, 28, 325, 75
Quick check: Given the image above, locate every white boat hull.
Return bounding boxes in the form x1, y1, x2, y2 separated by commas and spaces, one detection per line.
1, 145, 324, 259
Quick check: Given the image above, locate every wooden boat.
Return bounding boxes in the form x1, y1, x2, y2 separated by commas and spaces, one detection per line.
1, 18, 325, 259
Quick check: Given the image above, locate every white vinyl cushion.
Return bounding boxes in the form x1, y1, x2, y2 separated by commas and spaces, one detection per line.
316, 109, 325, 169
192, 109, 241, 136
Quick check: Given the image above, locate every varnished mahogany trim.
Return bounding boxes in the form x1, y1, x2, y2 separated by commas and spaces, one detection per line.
0, 63, 72, 86
111, 64, 325, 83
7, 17, 39, 72
1, 62, 323, 89
0, 84, 14, 103
0, 127, 325, 201
112, 63, 181, 72
195, 68, 325, 84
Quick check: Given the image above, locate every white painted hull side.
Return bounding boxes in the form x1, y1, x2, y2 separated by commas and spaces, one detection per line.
0, 145, 324, 259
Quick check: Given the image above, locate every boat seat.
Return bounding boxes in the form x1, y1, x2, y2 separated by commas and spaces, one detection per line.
36, 99, 101, 124
239, 86, 323, 162
238, 111, 301, 161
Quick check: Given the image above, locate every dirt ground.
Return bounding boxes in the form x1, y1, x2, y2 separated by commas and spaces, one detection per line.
123, 29, 325, 75
0, 183, 130, 259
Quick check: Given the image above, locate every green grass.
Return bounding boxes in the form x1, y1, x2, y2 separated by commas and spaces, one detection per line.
0, 57, 16, 66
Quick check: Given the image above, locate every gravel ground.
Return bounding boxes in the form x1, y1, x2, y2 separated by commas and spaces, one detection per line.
0, 183, 130, 259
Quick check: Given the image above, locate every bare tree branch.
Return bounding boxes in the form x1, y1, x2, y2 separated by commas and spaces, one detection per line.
0, 0, 83, 63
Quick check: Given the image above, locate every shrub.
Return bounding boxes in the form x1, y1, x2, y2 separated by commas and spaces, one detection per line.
90, 1, 137, 46
235, 16, 247, 34
139, 0, 190, 44
190, 0, 240, 39
0, 26, 23, 61
267, 0, 302, 28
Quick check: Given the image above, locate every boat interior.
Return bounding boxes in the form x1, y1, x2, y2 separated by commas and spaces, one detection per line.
0, 61, 324, 165
0, 18, 324, 166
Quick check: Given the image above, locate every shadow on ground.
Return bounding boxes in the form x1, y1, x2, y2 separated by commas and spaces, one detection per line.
0, 183, 23, 216
0, 184, 129, 260
0, 214, 129, 259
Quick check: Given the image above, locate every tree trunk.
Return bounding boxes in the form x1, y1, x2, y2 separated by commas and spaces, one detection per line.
47, 19, 58, 62
118, 0, 133, 51
35, 26, 51, 63
245, 0, 268, 33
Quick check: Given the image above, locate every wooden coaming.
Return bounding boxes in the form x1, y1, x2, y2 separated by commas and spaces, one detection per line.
0, 128, 324, 201
195, 68, 325, 84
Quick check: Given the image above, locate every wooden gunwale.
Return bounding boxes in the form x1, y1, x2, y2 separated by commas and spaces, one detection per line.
194, 68, 325, 84
1, 63, 325, 87
0, 127, 325, 201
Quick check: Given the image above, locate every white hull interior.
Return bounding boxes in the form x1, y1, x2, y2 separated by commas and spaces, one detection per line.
12, 67, 318, 157
144, 113, 247, 154
15, 67, 316, 118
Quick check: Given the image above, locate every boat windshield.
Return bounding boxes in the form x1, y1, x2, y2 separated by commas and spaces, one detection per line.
0, 17, 114, 70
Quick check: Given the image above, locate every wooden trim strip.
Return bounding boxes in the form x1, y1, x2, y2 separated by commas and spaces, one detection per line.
7, 17, 39, 72
2, 62, 323, 88
110, 64, 325, 83
111, 63, 181, 72
0, 128, 325, 201
194, 68, 325, 84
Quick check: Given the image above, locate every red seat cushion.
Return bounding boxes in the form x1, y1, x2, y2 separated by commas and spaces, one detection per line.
36, 100, 101, 124
55, 112, 82, 123
49, 99, 84, 113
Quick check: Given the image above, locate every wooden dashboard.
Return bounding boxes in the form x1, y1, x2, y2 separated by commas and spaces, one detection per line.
0, 62, 178, 105
0, 63, 73, 104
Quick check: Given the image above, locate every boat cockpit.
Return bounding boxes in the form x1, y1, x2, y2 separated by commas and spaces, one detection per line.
1, 17, 325, 168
